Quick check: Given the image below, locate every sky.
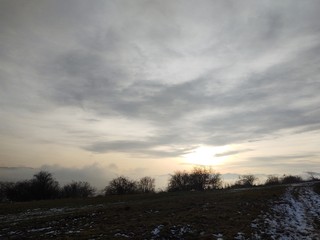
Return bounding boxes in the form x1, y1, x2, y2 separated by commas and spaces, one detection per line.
1, 0, 320, 189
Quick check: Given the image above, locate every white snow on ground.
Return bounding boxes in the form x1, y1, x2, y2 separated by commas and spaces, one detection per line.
0, 204, 105, 238
150, 224, 194, 239
2, 184, 320, 239
151, 224, 164, 236
0, 204, 105, 224
212, 233, 224, 239
252, 184, 320, 240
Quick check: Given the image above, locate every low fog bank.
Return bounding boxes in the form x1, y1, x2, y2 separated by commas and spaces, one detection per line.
0, 164, 169, 191
0, 164, 115, 191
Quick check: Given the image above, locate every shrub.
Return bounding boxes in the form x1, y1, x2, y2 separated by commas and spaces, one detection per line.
281, 175, 302, 184
265, 175, 281, 186
6, 180, 34, 202
233, 174, 257, 188
0, 182, 14, 202
62, 181, 95, 198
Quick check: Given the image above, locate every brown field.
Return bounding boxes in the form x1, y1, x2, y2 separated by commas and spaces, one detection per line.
0, 185, 290, 239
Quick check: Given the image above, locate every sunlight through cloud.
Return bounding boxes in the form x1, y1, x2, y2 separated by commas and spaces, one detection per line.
182, 145, 231, 166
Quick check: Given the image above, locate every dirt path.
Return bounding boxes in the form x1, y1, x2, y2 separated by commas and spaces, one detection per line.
252, 184, 320, 239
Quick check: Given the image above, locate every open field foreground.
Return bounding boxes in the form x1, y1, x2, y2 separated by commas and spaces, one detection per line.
1, 183, 320, 239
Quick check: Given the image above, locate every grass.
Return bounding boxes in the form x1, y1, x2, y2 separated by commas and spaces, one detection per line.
313, 181, 320, 195
0, 186, 286, 239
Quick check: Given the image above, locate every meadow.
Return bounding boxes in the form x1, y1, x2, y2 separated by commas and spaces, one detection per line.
1, 185, 287, 239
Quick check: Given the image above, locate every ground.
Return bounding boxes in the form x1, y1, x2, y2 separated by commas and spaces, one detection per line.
252, 183, 320, 239
0, 182, 319, 239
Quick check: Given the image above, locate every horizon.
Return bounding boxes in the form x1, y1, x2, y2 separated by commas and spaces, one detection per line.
1, 1, 320, 190
0, 166, 314, 190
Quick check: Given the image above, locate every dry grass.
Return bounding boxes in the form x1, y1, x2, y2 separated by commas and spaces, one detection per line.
313, 181, 320, 195
0, 186, 286, 239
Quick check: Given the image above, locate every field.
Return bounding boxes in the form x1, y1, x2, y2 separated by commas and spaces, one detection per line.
1, 183, 320, 239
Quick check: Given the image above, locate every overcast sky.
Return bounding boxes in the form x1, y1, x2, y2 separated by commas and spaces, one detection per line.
1, 0, 320, 188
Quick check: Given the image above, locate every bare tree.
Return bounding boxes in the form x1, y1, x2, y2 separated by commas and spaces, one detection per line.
137, 177, 155, 193
104, 176, 138, 195
167, 171, 191, 192
62, 181, 95, 198
234, 174, 257, 188
306, 171, 320, 181
207, 171, 223, 190
190, 167, 222, 190
167, 167, 222, 192
189, 167, 209, 191
32, 171, 60, 200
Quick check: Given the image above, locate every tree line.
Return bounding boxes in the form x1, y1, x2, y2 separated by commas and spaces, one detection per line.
0, 168, 318, 202
0, 171, 156, 202
0, 171, 95, 202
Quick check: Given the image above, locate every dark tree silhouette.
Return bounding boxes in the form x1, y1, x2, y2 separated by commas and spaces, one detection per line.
306, 171, 320, 181
104, 176, 138, 195
62, 181, 95, 198
234, 174, 257, 188
6, 180, 34, 202
167, 171, 191, 192
0, 182, 13, 201
207, 171, 223, 190
265, 175, 281, 186
281, 175, 302, 184
137, 177, 155, 193
189, 167, 222, 190
31, 171, 60, 200
167, 167, 222, 192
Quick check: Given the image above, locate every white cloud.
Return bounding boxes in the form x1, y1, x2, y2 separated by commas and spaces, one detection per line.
0, 0, 320, 179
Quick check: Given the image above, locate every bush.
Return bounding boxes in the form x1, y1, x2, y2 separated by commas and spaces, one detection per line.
281, 175, 302, 184
6, 180, 34, 202
62, 181, 95, 198
233, 174, 257, 188
0, 182, 14, 202
265, 175, 281, 186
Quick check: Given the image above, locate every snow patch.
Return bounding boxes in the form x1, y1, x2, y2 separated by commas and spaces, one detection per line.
151, 224, 164, 236
253, 185, 320, 239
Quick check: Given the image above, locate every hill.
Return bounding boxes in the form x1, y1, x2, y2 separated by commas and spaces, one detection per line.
1, 182, 319, 239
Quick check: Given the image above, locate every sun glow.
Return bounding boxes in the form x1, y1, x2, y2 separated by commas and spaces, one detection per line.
183, 145, 231, 166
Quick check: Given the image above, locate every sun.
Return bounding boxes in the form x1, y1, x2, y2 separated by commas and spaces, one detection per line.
182, 145, 231, 166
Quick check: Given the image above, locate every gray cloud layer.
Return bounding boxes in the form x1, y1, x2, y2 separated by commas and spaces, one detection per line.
1, 1, 320, 161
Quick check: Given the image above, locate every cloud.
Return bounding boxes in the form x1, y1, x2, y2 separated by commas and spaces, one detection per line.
250, 153, 319, 162
0, 0, 320, 167
85, 139, 195, 158
0, 167, 37, 182
215, 149, 253, 158
39, 164, 117, 190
